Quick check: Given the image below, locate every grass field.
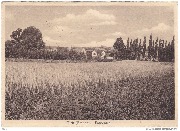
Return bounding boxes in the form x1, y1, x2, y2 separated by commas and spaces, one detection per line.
5, 60, 175, 120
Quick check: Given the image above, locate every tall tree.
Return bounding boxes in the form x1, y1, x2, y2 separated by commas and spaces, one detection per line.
21, 26, 45, 50
127, 37, 130, 49
142, 36, 146, 56
113, 37, 125, 60
113, 37, 125, 51
5, 26, 46, 58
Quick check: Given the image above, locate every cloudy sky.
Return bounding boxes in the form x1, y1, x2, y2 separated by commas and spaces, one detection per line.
5, 4, 175, 47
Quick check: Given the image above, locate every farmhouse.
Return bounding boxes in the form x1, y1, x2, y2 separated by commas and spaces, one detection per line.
92, 50, 98, 59
95, 49, 106, 59
44, 46, 115, 60
86, 49, 107, 59
85, 47, 116, 60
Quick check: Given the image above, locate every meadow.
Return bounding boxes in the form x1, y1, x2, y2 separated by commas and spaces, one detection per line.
5, 61, 175, 120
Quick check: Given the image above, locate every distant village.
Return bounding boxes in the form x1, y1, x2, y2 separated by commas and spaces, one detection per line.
45, 46, 115, 61
44, 34, 175, 62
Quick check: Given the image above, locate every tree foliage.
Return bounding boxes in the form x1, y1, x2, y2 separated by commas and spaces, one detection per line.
20, 26, 45, 50
113, 35, 175, 62
10, 28, 22, 43
113, 37, 125, 51
5, 26, 45, 58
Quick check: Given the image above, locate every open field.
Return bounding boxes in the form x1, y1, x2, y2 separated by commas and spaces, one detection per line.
5, 61, 175, 120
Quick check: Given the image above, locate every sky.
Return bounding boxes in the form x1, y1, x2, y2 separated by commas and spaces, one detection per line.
5, 4, 175, 47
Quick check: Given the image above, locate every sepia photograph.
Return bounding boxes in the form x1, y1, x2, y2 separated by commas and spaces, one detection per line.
1, 1, 178, 127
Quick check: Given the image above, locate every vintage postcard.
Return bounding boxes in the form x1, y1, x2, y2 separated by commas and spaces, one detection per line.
1, 1, 178, 127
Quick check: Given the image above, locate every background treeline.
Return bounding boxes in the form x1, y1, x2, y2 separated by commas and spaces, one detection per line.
5, 26, 86, 61
5, 26, 175, 62
6, 45, 86, 61
113, 34, 175, 62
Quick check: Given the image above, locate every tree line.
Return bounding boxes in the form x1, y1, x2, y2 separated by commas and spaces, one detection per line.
113, 34, 175, 62
5, 26, 87, 61
5, 26, 175, 62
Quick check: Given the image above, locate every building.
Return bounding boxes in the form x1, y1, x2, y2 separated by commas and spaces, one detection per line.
95, 49, 106, 59
92, 50, 98, 59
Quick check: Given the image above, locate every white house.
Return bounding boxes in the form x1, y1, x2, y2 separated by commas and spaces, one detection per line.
92, 50, 98, 58
100, 51, 106, 59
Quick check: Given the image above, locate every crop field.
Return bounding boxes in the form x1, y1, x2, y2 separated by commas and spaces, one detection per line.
5, 61, 175, 120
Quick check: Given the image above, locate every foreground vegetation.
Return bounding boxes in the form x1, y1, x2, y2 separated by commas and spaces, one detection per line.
5, 61, 175, 120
